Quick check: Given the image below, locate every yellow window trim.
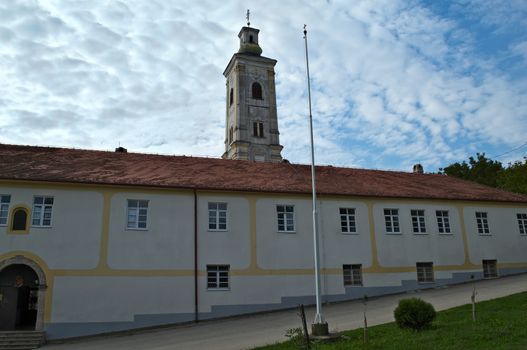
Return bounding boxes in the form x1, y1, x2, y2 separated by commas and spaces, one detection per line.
7, 204, 31, 234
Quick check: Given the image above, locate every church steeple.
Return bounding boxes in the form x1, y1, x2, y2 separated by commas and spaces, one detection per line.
222, 21, 283, 162
238, 27, 262, 56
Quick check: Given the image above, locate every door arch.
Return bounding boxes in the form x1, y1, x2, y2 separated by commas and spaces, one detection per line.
0, 256, 47, 331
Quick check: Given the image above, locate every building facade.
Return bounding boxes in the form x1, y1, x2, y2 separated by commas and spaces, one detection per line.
0, 24, 526, 341
1, 146, 526, 339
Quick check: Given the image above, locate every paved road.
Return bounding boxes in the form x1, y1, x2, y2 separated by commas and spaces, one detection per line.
44, 273, 527, 350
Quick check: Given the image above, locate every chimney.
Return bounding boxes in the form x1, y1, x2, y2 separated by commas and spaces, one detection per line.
413, 163, 424, 174
115, 146, 127, 153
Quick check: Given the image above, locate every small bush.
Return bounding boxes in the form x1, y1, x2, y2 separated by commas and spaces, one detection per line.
285, 327, 307, 349
394, 298, 436, 331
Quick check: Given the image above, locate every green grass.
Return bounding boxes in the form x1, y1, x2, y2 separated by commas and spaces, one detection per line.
254, 292, 527, 350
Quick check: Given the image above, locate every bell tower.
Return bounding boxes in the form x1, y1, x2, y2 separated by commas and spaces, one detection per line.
222, 21, 283, 162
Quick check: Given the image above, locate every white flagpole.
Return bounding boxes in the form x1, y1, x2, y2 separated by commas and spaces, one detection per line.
303, 25, 326, 332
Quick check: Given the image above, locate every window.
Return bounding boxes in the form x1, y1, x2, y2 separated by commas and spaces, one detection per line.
229, 126, 234, 144
476, 212, 490, 235
384, 209, 400, 233
339, 208, 356, 233
207, 265, 229, 290
12, 208, 28, 232
32, 196, 54, 227
253, 122, 264, 137
343, 264, 362, 286
251, 82, 262, 99
436, 210, 451, 234
0, 195, 10, 225
517, 213, 527, 235
416, 262, 434, 283
482, 259, 498, 278
411, 209, 426, 233
277, 205, 295, 232
229, 88, 233, 106
208, 202, 227, 231
127, 199, 148, 229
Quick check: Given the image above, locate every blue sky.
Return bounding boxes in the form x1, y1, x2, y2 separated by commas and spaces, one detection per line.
0, 0, 525, 172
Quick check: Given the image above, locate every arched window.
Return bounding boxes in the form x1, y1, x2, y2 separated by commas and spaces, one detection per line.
12, 208, 28, 231
249, 35, 254, 43
229, 88, 234, 106
251, 82, 262, 99
229, 126, 234, 144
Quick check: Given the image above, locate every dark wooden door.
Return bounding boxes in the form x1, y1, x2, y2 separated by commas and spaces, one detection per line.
0, 286, 18, 330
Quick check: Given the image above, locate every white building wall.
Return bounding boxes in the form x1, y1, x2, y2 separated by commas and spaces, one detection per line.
464, 206, 527, 264
318, 200, 372, 268
0, 186, 103, 269
51, 276, 195, 322
197, 195, 251, 269
373, 203, 465, 267
107, 192, 195, 270
1, 183, 526, 339
256, 197, 314, 269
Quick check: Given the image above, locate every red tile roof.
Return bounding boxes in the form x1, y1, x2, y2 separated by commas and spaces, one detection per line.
1, 143, 526, 203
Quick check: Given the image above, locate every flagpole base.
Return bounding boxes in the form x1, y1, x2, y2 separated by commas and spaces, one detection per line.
311, 322, 329, 336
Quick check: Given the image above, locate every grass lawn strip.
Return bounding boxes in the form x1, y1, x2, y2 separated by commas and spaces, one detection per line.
253, 291, 527, 350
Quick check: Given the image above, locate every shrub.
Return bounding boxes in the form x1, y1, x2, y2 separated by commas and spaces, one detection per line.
285, 327, 307, 349
394, 298, 436, 330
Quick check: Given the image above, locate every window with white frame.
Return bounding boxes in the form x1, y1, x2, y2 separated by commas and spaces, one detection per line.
339, 208, 357, 233
208, 202, 227, 231
207, 265, 229, 290
343, 264, 362, 286
277, 205, 295, 232
482, 259, 498, 278
411, 209, 426, 233
475, 212, 490, 235
436, 210, 451, 234
517, 213, 527, 235
416, 262, 434, 283
32, 196, 54, 227
127, 200, 148, 229
384, 209, 400, 233
0, 195, 10, 226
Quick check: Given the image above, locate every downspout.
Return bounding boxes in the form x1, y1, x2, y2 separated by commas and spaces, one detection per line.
194, 189, 199, 322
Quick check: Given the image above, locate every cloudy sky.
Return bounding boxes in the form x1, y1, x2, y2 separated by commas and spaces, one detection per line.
1, 0, 526, 171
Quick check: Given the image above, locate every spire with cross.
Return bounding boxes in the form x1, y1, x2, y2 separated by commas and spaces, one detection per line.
246, 9, 250, 27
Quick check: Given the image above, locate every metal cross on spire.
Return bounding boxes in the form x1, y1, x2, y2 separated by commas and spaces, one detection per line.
246, 9, 250, 26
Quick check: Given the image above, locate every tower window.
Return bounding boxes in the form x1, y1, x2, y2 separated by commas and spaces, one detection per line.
229, 126, 234, 144
229, 88, 234, 106
249, 35, 254, 43
253, 122, 264, 137
251, 82, 262, 99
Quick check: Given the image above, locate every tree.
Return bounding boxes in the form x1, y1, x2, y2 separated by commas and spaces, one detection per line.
440, 154, 527, 195
440, 153, 503, 188
497, 158, 527, 195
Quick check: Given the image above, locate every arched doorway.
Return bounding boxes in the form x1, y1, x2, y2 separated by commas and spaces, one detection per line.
0, 257, 46, 331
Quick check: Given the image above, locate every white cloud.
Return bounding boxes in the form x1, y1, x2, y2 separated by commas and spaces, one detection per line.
0, 0, 525, 172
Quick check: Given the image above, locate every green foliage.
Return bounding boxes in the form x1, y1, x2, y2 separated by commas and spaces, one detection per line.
440, 154, 527, 195
393, 298, 436, 331
284, 327, 308, 349
440, 153, 503, 187
497, 159, 527, 195
254, 292, 527, 350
